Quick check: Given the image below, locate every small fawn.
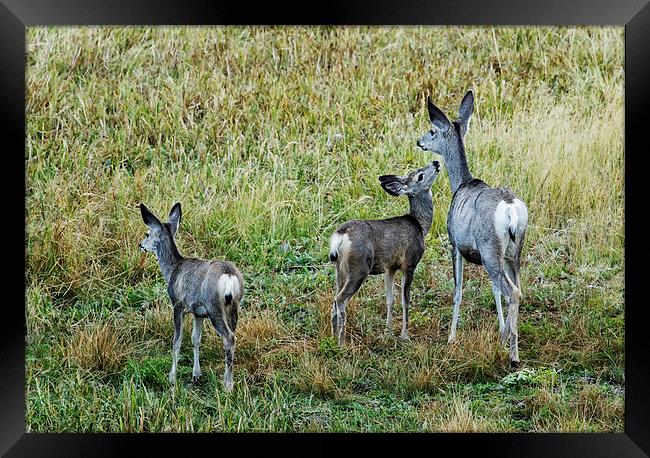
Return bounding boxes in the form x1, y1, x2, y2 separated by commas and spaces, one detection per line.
329, 161, 441, 344
139, 202, 243, 391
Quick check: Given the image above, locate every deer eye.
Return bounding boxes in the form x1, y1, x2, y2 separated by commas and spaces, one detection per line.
417, 173, 424, 182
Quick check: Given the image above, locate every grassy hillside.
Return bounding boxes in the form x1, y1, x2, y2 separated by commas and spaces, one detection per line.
26, 26, 624, 432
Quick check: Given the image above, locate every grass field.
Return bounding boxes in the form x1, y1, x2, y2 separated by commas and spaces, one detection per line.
25, 26, 624, 432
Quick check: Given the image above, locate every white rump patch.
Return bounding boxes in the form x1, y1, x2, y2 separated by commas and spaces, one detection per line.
329, 232, 352, 261
512, 199, 528, 230
494, 201, 511, 236
494, 199, 528, 242
494, 199, 528, 243
218, 274, 240, 301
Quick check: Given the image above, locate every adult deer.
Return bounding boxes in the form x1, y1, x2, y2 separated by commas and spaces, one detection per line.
416, 90, 528, 367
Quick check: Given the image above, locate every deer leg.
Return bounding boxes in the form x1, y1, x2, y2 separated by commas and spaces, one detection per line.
499, 255, 522, 366
332, 265, 344, 338
385, 270, 396, 331
228, 301, 239, 333
335, 274, 367, 345
449, 247, 463, 343
484, 256, 521, 368
191, 315, 204, 382
331, 301, 339, 339
222, 334, 236, 392
507, 291, 520, 368
208, 310, 236, 391
504, 261, 521, 368
168, 304, 184, 385
400, 268, 415, 341
492, 281, 506, 344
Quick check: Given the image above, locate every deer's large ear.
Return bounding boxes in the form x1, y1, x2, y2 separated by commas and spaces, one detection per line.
427, 96, 452, 131
379, 175, 408, 197
140, 203, 162, 231
458, 89, 474, 137
168, 202, 182, 236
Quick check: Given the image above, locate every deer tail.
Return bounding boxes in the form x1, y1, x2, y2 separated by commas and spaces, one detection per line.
507, 205, 519, 242
329, 232, 344, 262
218, 274, 240, 305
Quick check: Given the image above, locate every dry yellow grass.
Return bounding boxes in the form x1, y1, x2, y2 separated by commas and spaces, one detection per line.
529, 383, 624, 432
65, 321, 130, 374
295, 352, 338, 398
420, 394, 501, 432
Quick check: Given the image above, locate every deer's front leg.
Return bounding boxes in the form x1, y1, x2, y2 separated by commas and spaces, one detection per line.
168, 304, 184, 385
400, 268, 414, 341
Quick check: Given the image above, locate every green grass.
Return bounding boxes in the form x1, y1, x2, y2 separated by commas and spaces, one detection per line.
26, 26, 624, 432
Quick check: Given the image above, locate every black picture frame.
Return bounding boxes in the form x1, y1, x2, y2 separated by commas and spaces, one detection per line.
4, 0, 649, 456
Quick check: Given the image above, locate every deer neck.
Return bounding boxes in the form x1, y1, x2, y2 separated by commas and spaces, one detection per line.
444, 135, 473, 195
409, 190, 434, 236
155, 238, 183, 284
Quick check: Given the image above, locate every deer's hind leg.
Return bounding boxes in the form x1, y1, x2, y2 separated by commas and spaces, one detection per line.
332, 265, 345, 338
334, 276, 367, 345
491, 282, 505, 342
503, 257, 522, 366
208, 307, 236, 392
334, 256, 369, 345
191, 315, 204, 382
483, 256, 521, 368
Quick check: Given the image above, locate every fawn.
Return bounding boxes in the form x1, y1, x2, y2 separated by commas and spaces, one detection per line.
329, 161, 441, 344
139, 202, 243, 390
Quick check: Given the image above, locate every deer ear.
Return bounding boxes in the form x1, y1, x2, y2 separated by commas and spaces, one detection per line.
427, 96, 452, 131
379, 175, 407, 197
168, 202, 182, 235
140, 203, 162, 231
458, 89, 474, 137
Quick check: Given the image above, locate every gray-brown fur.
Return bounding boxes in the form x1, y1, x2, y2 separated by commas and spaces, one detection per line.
139, 202, 243, 391
417, 90, 528, 367
329, 161, 440, 344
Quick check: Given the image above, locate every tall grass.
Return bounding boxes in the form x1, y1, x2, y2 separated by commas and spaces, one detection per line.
26, 26, 624, 432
